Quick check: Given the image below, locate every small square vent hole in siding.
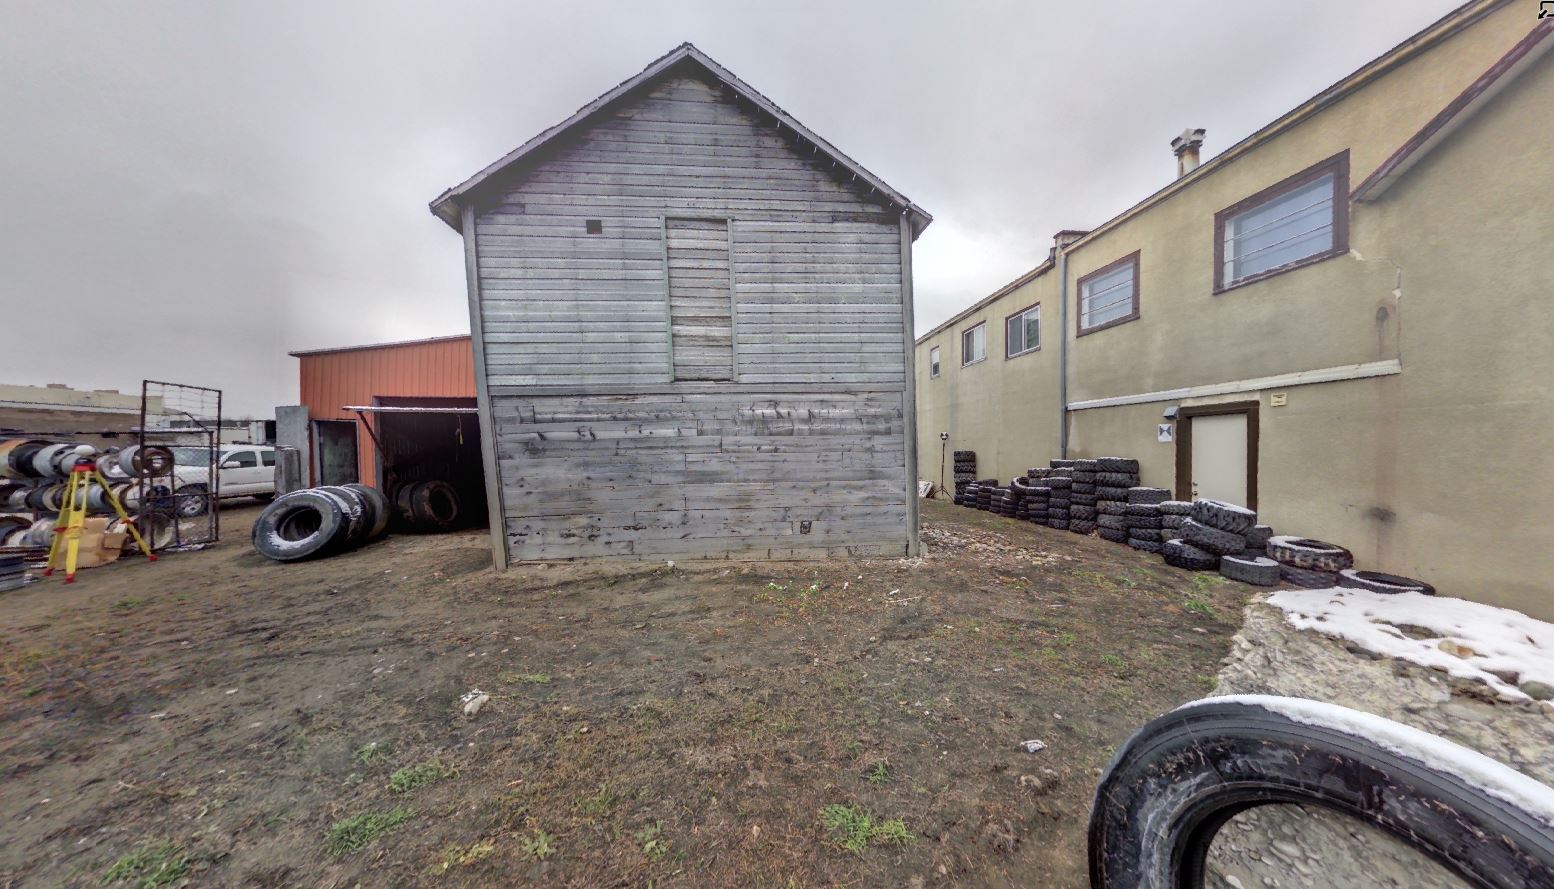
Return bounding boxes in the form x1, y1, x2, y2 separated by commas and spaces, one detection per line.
585, 219, 602, 234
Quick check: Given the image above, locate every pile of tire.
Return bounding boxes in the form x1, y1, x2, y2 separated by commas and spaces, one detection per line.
1124, 487, 1170, 553
992, 485, 1015, 517
1068, 458, 1099, 534
1093, 457, 1140, 544
1162, 500, 1255, 575
952, 451, 977, 498
978, 480, 997, 512
393, 480, 462, 532
1264, 534, 1356, 588
0, 441, 172, 521
251, 484, 391, 562
1024, 473, 1051, 524
1037, 461, 1071, 530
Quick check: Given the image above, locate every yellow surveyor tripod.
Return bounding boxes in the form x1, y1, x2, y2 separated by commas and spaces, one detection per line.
44, 458, 155, 583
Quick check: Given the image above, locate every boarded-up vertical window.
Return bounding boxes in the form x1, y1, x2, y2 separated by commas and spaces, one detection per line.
666, 218, 734, 381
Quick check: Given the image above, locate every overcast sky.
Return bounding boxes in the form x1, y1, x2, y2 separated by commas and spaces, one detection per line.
0, 0, 1458, 416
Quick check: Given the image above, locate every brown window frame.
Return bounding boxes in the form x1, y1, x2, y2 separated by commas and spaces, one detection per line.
1173, 401, 1259, 511
1213, 150, 1349, 294
1004, 302, 1042, 359
1075, 251, 1141, 337
961, 322, 987, 367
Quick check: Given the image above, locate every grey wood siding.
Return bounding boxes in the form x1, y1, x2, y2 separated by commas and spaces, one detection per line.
463, 65, 916, 562
471, 73, 902, 387
666, 218, 734, 380
490, 390, 908, 560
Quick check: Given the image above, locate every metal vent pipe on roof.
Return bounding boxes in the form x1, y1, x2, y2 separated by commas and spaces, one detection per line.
1172, 128, 1206, 177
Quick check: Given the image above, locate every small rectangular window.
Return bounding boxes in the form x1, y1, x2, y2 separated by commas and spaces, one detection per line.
1215, 151, 1348, 291
1005, 304, 1040, 358
1077, 252, 1140, 336
929, 346, 941, 378
961, 323, 986, 366
226, 451, 257, 468
261, 451, 275, 467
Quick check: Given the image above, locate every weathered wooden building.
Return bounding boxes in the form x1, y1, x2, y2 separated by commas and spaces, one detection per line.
431, 43, 930, 567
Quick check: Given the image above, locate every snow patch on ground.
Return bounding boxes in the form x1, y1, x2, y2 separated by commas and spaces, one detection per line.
1197, 695, 1554, 829
1265, 588, 1554, 701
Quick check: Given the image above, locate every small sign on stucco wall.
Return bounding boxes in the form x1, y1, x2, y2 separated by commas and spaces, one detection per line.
1158, 423, 1174, 443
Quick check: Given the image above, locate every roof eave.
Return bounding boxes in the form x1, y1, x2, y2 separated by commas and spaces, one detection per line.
1353, 18, 1553, 202
427, 42, 929, 236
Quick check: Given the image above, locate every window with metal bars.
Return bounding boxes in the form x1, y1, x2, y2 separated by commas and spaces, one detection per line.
1077, 252, 1140, 336
1215, 151, 1349, 292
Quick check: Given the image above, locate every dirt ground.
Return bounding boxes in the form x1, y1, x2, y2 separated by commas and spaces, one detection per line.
1, 499, 1249, 888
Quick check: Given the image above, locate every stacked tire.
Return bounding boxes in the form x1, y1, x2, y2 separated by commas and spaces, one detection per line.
1265, 535, 1354, 588
1069, 458, 1099, 535
1125, 487, 1169, 553
953, 451, 977, 499
394, 480, 462, 532
996, 484, 1018, 517
1157, 501, 1191, 544
1044, 471, 1072, 531
1025, 479, 1051, 525
251, 483, 391, 562
972, 480, 995, 512
1093, 458, 1140, 545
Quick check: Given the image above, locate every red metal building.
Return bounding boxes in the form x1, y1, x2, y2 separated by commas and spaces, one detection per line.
289, 335, 479, 498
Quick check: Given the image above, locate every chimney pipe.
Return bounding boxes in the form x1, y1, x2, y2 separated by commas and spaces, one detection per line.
1171, 128, 1206, 177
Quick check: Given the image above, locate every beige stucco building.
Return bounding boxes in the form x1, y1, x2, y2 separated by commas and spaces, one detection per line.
916, 0, 1554, 618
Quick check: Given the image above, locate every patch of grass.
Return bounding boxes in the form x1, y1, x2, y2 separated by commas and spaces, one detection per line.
502, 672, 551, 684
427, 838, 496, 875
388, 760, 454, 793
1055, 631, 1077, 646
519, 828, 556, 861
112, 597, 147, 611
819, 804, 913, 853
1198, 674, 1219, 692
575, 783, 617, 818
635, 822, 669, 861
1184, 597, 1218, 619
1100, 652, 1131, 679
754, 580, 829, 616
352, 740, 392, 765
866, 762, 890, 785
101, 840, 188, 887
325, 807, 413, 855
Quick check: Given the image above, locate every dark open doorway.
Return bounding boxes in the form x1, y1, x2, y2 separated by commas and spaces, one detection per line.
371, 397, 487, 529
312, 419, 359, 486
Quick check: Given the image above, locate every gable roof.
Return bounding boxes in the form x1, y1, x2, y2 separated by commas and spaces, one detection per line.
1353, 17, 1553, 202
429, 43, 931, 237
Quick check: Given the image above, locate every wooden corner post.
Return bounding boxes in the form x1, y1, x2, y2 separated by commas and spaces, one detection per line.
462, 203, 511, 570
899, 212, 920, 557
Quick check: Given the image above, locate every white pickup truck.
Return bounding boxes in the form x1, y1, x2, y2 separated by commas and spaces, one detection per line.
166, 446, 277, 516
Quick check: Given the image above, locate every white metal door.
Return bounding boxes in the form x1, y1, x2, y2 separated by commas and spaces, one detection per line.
1190, 413, 1248, 507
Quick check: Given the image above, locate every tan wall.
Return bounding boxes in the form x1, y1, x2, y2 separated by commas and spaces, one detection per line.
915, 4, 1554, 616
915, 268, 1062, 487
1060, 3, 1529, 402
